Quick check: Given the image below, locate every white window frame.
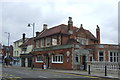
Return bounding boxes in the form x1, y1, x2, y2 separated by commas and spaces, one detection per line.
52, 54, 63, 63
41, 39, 44, 48
109, 51, 118, 62
98, 51, 105, 62
36, 55, 43, 63
52, 36, 57, 46
36, 40, 39, 48
46, 37, 51, 47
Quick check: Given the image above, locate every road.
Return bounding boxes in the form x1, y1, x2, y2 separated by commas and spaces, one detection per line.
1, 66, 117, 80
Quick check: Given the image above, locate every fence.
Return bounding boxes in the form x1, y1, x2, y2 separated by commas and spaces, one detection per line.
89, 62, 119, 74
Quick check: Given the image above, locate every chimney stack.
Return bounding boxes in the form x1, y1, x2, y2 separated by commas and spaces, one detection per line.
96, 25, 100, 44
68, 17, 73, 31
43, 24, 47, 30
36, 32, 40, 37
22, 33, 25, 43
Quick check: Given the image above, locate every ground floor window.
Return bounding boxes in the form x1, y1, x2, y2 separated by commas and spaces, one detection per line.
52, 54, 63, 63
98, 51, 104, 62
36, 55, 43, 62
109, 51, 118, 62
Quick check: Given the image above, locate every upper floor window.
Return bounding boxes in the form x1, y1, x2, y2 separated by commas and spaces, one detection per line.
77, 37, 88, 45
41, 39, 44, 47
36, 40, 39, 48
52, 36, 57, 46
46, 37, 51, 47
98, 51, 104, 62
109, 51, 118, 62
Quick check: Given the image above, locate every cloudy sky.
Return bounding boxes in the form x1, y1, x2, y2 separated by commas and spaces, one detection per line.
0, 0, 119, 46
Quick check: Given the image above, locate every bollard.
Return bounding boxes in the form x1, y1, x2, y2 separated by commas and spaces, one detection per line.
88, 65, 91, 74
105, 65, 107, 76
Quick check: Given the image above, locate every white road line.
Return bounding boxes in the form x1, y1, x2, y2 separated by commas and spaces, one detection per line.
38, 75, 48, 78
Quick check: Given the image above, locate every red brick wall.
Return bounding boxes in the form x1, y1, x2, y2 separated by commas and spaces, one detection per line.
33, 48, 73, 69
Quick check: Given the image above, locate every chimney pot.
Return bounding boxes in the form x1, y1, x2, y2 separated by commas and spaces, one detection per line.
36, 32, 40, 37
22, 33, 25, 43
81, 24, 83, 27
43, 24, 47, 30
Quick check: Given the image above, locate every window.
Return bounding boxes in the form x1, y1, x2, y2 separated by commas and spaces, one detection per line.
17, 51, 19, 56
75, 55, 79, 63
36, 55, 43, 62
98, 51, 104, 61
52, 36, 57, 45
77, 37, 88, 45
36, 40, 39, 48
90, 56, 93, 62
46, 37, 51, 47
109, 51, 118, 62
52, 55, 63, 63
41, 39, 44, 47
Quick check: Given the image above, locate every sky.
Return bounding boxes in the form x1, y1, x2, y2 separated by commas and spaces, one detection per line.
0, 0, 119, 46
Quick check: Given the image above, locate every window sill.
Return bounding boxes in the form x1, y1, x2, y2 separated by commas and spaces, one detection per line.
36, 61, 43, 63
52, 62, 63, 64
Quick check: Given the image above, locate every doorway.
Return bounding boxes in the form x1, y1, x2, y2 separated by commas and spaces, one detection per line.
46, 56, 49, 68
82, 55, 87, 70
21, 58, 25, 67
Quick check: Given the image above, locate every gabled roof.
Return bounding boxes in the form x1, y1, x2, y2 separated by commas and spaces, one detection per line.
19, 37, 34, 47
14, 38, 29, 43
35, 24, 97, 40
36, 24, 69, 39
76, 26, 97, 40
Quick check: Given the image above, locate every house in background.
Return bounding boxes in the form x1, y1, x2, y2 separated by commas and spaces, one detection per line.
31, 17, 119, 70
13, 33, 28, 66
19, 35, 34, 67
2, 45, 13, 57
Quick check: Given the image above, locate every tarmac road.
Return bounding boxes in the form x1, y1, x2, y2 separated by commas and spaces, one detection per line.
1, 66, 118, 80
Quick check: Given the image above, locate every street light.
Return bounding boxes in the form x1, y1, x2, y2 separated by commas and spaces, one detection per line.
4, 32, 10, 56
27, 23, 35, 39
27, 23, 35, 69
5, 32, 10, 47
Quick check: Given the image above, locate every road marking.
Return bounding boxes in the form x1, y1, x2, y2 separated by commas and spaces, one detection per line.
14, 77, 21, 78
38, 75, 48, 78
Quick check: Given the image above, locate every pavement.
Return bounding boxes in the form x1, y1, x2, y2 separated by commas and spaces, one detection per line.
7, 66, 119, 79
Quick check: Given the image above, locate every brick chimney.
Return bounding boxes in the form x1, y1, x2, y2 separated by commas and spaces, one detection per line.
68, 17, 74, 39
36, 32, 40, 37
68, 17, 73, 31
43, 24, 47, 30
96, 25, 100, 44
22, 33, 25, 43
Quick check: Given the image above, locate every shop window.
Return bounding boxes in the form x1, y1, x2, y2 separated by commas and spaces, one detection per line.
52, 54, 63, 63
36, 55, 43, 62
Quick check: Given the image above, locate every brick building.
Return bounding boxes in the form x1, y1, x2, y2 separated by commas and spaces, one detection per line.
31, 17, 118, 70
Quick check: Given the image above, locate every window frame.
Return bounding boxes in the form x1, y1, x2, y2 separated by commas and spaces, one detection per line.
36, 55, 43, 63
46, 37, 51, 47
41, 39, 44, 48
52, 36, 57, 46
109, 51, 118, 62
52, 54, 63, 63
98, 51, 105, 62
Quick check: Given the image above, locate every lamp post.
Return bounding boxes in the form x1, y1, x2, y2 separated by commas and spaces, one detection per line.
5, 32, 10, 56
27, 23, 35, 69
